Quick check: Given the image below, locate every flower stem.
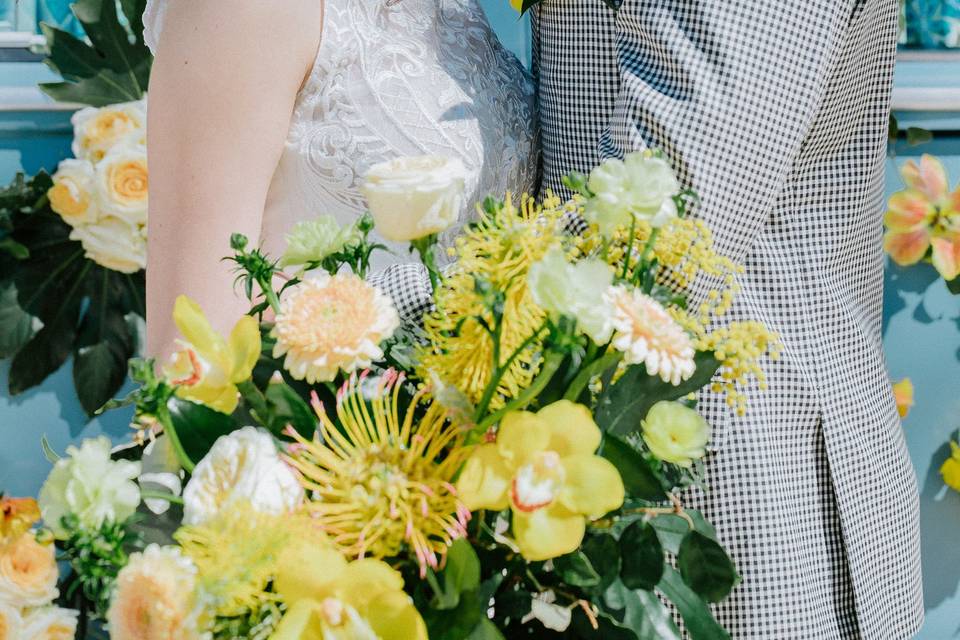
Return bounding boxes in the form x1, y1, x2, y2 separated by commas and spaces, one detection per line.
476, 351, 564, 431
139, 490, 185, 506
562, 350, 623, 402
411, 234, 441, 291
473, 320, 549, 422
620, 214, 637, 280
633, 227, 661, 288
155, 402, 196, 474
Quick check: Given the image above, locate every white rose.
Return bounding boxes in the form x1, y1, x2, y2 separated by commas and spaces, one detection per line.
96, 144, 148, 225
584, 152, 680, 237
38, 436, 141, 538
527, 248, 615, 343
360, 155, 467, 242
69, 216, 146, 274
182, 427, 303, 525
0, 601, 23, 640
21, 606, 78, 640
47, 159, 100, 227
71, 100, 147, 162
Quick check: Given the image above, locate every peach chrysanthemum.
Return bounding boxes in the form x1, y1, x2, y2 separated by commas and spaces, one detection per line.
285, 370, 470, 575
107, 544, 204, 640
272, 273, 399, 383
605, 285, 696, 385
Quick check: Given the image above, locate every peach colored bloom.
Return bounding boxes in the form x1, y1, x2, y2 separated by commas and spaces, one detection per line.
273, 274, 399, 383
0, 533, 58, 608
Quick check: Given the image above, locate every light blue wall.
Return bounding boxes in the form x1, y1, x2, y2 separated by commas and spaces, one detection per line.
1, 9, 959, 639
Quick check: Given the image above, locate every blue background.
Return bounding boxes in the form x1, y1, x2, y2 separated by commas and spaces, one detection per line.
1, 4, 959, 637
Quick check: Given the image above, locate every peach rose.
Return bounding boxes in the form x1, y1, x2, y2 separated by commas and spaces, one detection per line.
0, 533, 58, 608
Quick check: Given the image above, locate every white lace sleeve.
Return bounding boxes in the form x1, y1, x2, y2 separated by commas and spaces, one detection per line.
142, 0, 166, 56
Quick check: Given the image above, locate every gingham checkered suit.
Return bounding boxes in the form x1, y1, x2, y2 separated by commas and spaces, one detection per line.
532, 0, 924, 637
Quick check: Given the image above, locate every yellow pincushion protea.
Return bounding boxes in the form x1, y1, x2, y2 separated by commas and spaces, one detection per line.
420, 195, 563, 408
285, 371, 470, 574
164, 295, 261, 415
272, 542, 427, 640
456, 400, 624, 561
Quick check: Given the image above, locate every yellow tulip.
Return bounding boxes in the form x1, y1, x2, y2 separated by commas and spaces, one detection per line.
456, 400, 625, 561
942, 441, 960, 494
270, 542, 427, 640
164, 295, 261, 414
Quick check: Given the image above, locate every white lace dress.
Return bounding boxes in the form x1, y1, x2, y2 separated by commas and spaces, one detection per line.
143, 0, 537, 313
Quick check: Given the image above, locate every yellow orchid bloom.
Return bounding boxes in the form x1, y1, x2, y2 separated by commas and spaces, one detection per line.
942, 441, 960, 494
456, 400, 625, 561
884, 155, 960, 281
270, 541, 427, 640
164, 295, 261, 414
892, 378, 914, 419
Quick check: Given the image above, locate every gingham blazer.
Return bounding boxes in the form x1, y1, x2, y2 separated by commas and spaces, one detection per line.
531, 0, 924, 637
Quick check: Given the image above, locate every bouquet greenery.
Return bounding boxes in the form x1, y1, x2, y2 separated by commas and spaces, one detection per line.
7, 151, 779, 640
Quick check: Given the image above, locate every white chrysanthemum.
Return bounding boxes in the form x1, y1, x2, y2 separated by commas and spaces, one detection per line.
272, 273, 400, 383
0, 600, 23, 640
182, 427, 302, 526
38, 436, 141, 539
21, 606, 78, 640
584, 152, 679, 237
604, 285, 696, 385
279, 216, 362, 268
107, 545, 205, 640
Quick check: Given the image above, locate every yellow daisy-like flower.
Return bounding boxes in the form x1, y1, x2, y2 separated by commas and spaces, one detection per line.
271, 542, 427, 640
174, 501, 326, 619
420, 195, 563, 408
106, 544, 204, 640
456, 400, 624, 561
285, 370, 469, 574
164, 295, 261, 415
941, 441, 960, 494
604, 285, 696, 385
272, 273, 399, 384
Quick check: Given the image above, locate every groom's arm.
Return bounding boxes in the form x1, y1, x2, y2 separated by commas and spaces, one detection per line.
606, 0, 886, 264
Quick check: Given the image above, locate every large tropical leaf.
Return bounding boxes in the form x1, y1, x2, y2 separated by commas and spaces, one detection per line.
41, 0, 152, 106
0, 173, 145, 416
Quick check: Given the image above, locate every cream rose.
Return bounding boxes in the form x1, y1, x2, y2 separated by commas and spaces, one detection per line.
48, 159, 100, 227
21, 607, 78, 640
0, 533, 59, 608
96, 144, 148, 225
360, 155, 467, 242
69, 216, 147, 274
182, 427, 303, 525
641, 401, 710, 467
0, 600, 23, 640
71, 100, 147, 162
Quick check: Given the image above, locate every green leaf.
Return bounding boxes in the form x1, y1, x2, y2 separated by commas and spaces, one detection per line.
618, 521, 664, 590
553, 551, 601, 588
465, 618, 504, 640
432, 539, 481, 610
657, 566, 730, 640
0, 281, 41, 358
166, 396, 240, 464
947, 275, 960, 295
647, 511, 717, 555
595, 353, 721, 437
603, 579, 681, 640
581, 532, 621, 592
600, 434, 667, 501
40, 434, 61, 463
41, 67, 146, 107
0, 237, 29, 259
8, 309, 80, 395
677, 531, 739, 603
423, 540, 487, 640
263, 382, 317, 438
906, 127, 933, 146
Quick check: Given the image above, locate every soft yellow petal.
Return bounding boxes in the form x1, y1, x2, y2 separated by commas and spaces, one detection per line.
884, 191, 935, 231
274, 546, 348, 606
270, 599, 324, 640
537, 400, 602, 457
177, 381, 239, 415
496, 411, 550, 467
901, 155, 949, 203
883, 228, 931, 266
892, 378, 914, 419
228, 315, 262, 382
558, 454, 625, 518
456, 444, 511, 511
337, 559, 405, 604
941, 442, 960, 493
172, 295, 227, 358
362, 589, 429, 640
512, 504, 585, 561
931, 234, 960, 281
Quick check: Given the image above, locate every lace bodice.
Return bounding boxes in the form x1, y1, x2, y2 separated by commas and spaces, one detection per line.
143, 0, 537, 269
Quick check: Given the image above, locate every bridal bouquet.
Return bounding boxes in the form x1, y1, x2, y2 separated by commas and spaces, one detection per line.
15, 151, 778, 639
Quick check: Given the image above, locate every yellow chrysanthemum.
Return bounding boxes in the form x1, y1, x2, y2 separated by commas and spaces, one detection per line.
285, 370, 469, 574
456, 400, 624, 561
272, 273, 399, 384
271, 543, 427, 640
941, 441, 960, 493
174, 501, 326, 619
420, 195, 563, 408
164, 295, 261, 415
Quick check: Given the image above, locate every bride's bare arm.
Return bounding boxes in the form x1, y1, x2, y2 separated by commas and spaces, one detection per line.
145, 0, 321, 358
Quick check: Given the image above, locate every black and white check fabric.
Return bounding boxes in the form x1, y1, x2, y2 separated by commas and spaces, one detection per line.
534, 0, 924, 638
